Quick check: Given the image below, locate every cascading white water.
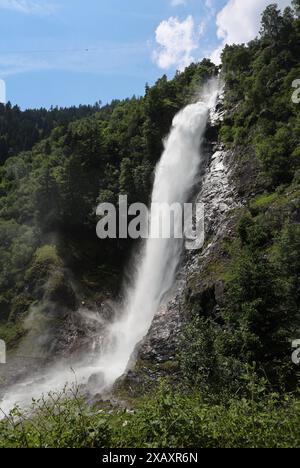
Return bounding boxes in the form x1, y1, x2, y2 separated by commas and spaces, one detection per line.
94, 78, 221, 387
0, 79, 220, 414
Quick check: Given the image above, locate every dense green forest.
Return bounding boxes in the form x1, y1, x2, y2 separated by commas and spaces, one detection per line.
0, 101, 105, 163
0, 2, 300, 448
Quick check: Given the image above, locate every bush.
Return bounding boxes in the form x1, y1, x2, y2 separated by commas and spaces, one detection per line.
114, 381, 300, 448
0, 387, 111, 448
1, 382, 300, 448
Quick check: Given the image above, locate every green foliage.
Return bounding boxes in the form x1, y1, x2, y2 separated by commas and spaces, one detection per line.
2, 382, 299, 448
115, 381, 300, 448
254, 125, 298, 184
178, 315, 220, 392
260, 4, 284, 41
26, 245, 62, 283
0, 102, 101, 163
0, 322, 24, 345
24, 245, 76, 308
0, 387, 111, 448
182, 197, 300, 395
250, 192, 278, 211
0, 219, 37, 328
221, 4, 300, 187
219, 124, 233, 144
189, 7, 300, 398
35, 167, 61, 230
32, 245, 62, 268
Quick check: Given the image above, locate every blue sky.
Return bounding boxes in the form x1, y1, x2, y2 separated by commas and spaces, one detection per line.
0, 0, 292, 109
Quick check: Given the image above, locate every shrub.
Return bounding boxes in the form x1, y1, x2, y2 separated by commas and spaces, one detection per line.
0, 387, 111, 448
114, 381, 300, 448
1, 383, 300, 448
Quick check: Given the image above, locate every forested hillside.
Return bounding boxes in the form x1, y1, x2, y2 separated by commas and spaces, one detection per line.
180, 1, 300, 395
0, 59, 217, 344
0, 1, 300, 449
0, 102, 105, 164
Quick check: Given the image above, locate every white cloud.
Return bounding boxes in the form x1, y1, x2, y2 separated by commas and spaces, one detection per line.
211, 0, 292, 63
153, 15, 199, 71
155, 0, 217, 70
0, 0, 56, 15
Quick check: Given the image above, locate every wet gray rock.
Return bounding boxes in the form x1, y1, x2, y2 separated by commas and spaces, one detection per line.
138, 298, 182, 364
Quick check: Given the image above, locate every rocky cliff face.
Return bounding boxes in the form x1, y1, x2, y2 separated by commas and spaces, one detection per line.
113, 98, 246, 398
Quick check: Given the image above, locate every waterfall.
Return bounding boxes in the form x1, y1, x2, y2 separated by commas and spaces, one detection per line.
94, 78, 221, 387
0, 79, 220, 413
